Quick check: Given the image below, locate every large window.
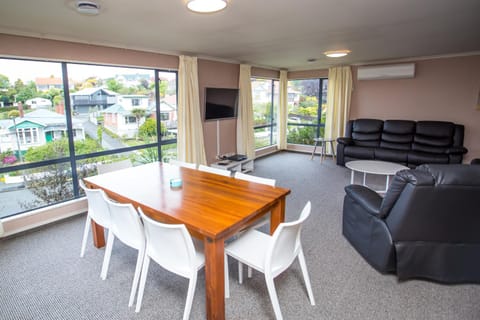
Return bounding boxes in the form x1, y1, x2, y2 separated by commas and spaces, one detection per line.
0, 58, 177, 218
287, 79, 328, 145
251, 78, 279, 149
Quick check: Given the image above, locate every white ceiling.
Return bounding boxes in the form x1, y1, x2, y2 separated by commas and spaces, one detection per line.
0, 0, 479, 71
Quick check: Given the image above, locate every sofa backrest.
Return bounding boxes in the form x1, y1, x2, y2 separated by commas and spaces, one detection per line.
383, 164, 480, 242
412, 121, 456, 154
348, 119, 383, 147
380, 120, 415, 151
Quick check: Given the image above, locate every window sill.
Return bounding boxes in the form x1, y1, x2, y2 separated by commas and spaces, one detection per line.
0, 198, 87, 238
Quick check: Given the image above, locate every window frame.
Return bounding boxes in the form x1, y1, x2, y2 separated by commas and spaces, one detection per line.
0, 57, 178, 218
287, 77, 328, 145
251, 77, 278, 149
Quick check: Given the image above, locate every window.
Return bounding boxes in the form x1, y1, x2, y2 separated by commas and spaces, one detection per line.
251, 78, 279, 149
0, 58, 177, 219
287, 78, 328, 145
126, 116, 137, 124
17, 128, 39, 144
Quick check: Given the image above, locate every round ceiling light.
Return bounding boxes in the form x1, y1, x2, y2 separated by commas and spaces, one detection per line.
76, 0, 100, 15
324, 50, 351, 58
187, 0, 227, 13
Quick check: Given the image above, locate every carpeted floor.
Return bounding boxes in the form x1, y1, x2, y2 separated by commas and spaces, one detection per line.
1, 151, 479, 319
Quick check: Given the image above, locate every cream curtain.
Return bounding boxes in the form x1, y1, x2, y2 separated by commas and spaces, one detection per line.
324, 66, 353, 153
236, 64, 255, 158
277, 70, 288, 150
177, 55, 207, 165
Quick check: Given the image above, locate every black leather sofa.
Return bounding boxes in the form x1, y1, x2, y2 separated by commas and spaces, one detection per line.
342, 164, 480, 283
336, 119, 467, 167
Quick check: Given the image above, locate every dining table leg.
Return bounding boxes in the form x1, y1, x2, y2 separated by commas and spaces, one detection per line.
204, 236, 225, 320
270, 197, 286, 235
91, 220, 105, 248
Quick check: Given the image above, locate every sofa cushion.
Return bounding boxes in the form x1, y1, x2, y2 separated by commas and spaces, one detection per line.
408, 151, 449, 165
344, 146, 375, 160
412, 121, 454, 154
380, 120, 415, 151
351, 119, 383, 147
374, 148, 408, 164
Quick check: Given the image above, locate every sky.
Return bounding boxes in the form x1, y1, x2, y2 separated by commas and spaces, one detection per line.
0, 58, 175, 83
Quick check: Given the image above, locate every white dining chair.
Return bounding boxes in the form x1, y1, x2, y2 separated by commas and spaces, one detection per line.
97, 159, 132, 175
135, 207, 205, 320
169, 159, 197, 169
233, 171, 276, 279
198, 164, 232, 177
79, 179, 111, 259
234, 171, 275, 230
224, 201, 315, 320
102, 198, 146, 308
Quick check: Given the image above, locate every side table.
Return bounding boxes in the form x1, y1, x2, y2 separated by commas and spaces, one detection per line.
310, 138, 336, 162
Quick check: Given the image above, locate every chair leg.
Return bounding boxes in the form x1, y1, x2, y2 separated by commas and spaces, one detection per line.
80, 215, 92, 258
224, 254, 230, 298
238, 261, 243, 284
100, 230, 115, 280
265, 275, 283, 320
128, 246, 145, 307
298, 249, 315, 305
135, 255, 151, 313
183, 272, 198, 320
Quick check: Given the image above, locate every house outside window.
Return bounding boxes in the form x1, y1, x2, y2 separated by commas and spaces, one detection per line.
251, 78, 279, 149
287, 78, 328, 145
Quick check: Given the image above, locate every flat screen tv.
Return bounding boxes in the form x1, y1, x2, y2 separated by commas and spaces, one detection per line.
204, 87, 239, 121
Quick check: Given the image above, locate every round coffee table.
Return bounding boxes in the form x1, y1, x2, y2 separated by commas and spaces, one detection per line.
345, 160, 409, 193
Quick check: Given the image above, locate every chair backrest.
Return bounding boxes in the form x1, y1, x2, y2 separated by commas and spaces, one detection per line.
79, 179, 111, 228
383, 164, 480, 242
138, 207, 198, 278
234, 172, 276, 186
265, 201, 311, 278
169, 159, 197, 169
97, 159, 132, 175
105, 198, 145, 250
198, 164, 231, 177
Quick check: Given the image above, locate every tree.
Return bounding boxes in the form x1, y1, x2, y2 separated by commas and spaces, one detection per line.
159, 80, 168, 97
8, 110, 20, 118
106, 78, 124, 93
139, 118, 168, 139
138, 117, 157, 138
130, 108, 147, 140
22, 138, 100, 206
15, 80, 37, 103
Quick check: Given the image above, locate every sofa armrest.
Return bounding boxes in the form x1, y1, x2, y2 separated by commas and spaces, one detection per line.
337, 137, 354, 145
446, 146, 468, 155
344, 185, 383, 217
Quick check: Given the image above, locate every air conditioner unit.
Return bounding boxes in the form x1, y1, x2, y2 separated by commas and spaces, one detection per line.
357, 63, 415, 80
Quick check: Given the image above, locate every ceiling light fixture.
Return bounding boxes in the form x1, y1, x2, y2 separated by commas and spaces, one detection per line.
324, 50, 351, 58
187, 0, 227, 13
76, 0, 100, 15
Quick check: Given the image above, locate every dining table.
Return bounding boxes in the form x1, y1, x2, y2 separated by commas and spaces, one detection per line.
83, 161, 291, 320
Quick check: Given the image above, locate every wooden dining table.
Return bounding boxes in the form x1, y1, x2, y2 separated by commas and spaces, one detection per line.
83, 162, 291, 320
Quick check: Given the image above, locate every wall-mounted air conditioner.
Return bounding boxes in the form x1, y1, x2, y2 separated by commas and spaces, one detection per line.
357, 63, 415, 80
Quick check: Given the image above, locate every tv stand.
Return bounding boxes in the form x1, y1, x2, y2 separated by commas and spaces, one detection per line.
210, 158, 254, 173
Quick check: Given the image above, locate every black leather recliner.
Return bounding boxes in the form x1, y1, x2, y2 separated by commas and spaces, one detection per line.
342, 164, 480, 283
336, 119, 468, 167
